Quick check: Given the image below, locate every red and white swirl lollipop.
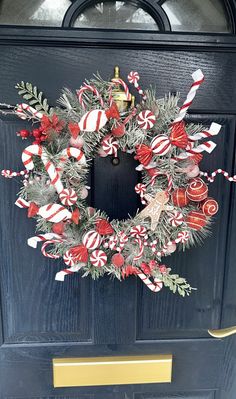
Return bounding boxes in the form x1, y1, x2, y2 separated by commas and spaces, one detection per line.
102, 135, 119, 157
59, 188, 77, 206
82, 230, 102, 250
90, 250, 107, 267
168, 211, 184, 227
137, 110, 156, 130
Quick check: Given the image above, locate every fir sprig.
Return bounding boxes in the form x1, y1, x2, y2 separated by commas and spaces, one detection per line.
15, 81, 52, 115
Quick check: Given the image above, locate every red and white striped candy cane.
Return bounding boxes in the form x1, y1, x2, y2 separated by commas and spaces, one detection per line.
16, 103, 43, 120
150, 171, 173, 193
77, 83, 105, 110
55, 264, 84, 282
117, 231, 129, 252
1, 169, 29, 178
188, 122, 221, 142
111, 78, 132, 102
130, 225, 147, 261
128, 71, 147, 101
173, 69, 204, 123
137, 271, 163, 292
135, 183, 147, 205
27, 233, 62, 248
200, 169, 236, 183
41, 239, 63, 259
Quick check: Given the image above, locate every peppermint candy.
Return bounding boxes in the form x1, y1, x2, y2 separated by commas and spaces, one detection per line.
82, 230, 102, 250
102, 135, 119, 157
90, 250, 107, 267
137, 110, 156, 130
130, 225, 147, 238
168, 211, 184, 227
63, 250, 76, 266
176, 231, 190, 243
59, 188, 78, 206
151, 135, 171, 156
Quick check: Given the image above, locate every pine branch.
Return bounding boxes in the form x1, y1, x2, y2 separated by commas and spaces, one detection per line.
15, 81, 52, 115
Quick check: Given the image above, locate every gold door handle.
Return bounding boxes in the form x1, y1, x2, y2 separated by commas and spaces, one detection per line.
208, 326, 236, 338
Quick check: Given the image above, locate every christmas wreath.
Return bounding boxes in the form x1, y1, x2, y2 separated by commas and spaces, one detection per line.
2, 67, 236, 296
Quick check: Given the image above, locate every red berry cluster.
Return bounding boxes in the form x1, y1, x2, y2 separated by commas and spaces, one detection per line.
17, 127, 47, 144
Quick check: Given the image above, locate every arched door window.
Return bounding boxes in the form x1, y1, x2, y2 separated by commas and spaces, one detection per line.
0, 0, 233, 33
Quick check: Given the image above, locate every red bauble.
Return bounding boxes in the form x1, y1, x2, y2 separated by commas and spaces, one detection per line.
111, 124, 125, 137
52, 221, 65, 235
112, 253, 125, 268
200, 197, 219, 216
18, 129, 31, 139
96, 219, 114, 235
71, 208, 80, 224
171, 188, 190, 207
68, 122, 80, 139
186, 210, 207, 231
186, 178, 208, 202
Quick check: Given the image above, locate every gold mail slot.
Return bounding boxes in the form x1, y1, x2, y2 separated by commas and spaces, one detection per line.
53, 355, 172, 387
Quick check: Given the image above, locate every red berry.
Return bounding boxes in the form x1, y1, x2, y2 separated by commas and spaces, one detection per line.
149, 260, 157, 270
18, 129, 30, 139
112, 253, 125, 268
159, 265, 167, 274
39, 135, 47, 142
141, 262, 151, 274
32, 128, 42, 138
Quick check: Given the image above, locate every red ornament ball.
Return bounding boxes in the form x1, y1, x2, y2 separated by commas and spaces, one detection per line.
186, 210, 207, 231
112, 253, 125, 268
172, 188, 190, 207
186, 178, 208, 202
201, 197, 219, 216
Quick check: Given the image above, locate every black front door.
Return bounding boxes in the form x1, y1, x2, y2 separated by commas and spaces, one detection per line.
1, 1, 236, 399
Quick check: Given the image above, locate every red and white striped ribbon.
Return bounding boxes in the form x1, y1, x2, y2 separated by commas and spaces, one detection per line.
173, 69, 204, 123
176, 140, 216, 161
16, 103, 43, 120
188, 122, 221, 142
137, 271, 163, 292
1, 169, 29, 179
15, 197, 30, 208
200, 169, 236, 183
77, 84, 105, 110
55, 264, 83, 281
27, 233, 62, 248
128, 71, 147, 101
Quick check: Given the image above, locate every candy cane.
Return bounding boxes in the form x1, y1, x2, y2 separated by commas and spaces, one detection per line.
41, 239, 63, 259
111, 78, 132, 102
200, 169, 236, 183
130, 226, 147, 261
176, 140, 217, 161
128, 71, 147, 101
27, 233, 62, 249
116, 231, 129, 252
149, 170, 173, 193
77, 84, 105, 110
15, 197, 30, 208
173, 69, 204, 123
1, 169, 29, 178
135, 183, 147, 205
16, 103, 43, 120
137, 271, 163, 292
55, 264, 83, 282
22, 145, 85, 204
188, 122, 221, 142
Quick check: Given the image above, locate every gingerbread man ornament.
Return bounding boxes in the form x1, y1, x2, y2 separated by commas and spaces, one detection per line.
138, 190, 170, 231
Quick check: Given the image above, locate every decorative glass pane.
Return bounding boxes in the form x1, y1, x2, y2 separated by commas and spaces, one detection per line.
74, 1, 159, 30
162, 0, 231, 33
0, 0, 71, 26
